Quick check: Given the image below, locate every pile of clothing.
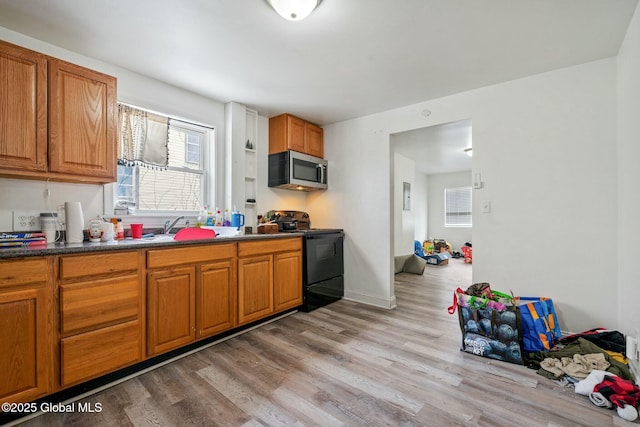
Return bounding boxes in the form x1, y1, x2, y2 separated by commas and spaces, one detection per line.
526, 328, 637, 421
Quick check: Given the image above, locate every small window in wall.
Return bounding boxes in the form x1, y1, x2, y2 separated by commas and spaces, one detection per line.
445, 186, 472, 227
115, 118, 211, 213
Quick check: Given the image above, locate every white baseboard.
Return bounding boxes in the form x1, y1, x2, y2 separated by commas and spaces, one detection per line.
343, 291, 397, 309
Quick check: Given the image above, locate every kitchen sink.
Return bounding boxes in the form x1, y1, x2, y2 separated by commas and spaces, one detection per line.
126, 227, 217, 244
144, 234, 177, 242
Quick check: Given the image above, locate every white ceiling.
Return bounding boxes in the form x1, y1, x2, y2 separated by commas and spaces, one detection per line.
0, 0, 637, 127
393, 119, 472, 175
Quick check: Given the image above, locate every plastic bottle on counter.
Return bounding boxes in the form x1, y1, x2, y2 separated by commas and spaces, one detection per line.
215, 208, 223, 226
196, 206, 207, 228
223, 208, 231, 226
116, 218, 124, 240
206, 209, 214, 226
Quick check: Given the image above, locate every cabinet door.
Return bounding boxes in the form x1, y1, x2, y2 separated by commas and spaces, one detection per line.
286, 115, 306, 153
274, 251, 303, 312
48, 58, 116, 181
237, 255, 273, 325
0, 286, 51, 404
0, 41, 47, 173
196, 260, 236, 338
147, 267, 195, 356
305, 123, 324, 158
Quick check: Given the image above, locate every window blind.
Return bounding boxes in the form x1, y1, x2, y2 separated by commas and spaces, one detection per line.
445, 187, 472, 227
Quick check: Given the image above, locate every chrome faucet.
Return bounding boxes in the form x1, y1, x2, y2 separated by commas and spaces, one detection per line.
164, 216, 185, 234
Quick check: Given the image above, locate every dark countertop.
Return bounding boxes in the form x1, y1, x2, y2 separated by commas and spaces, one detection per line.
0, 232, 303, 259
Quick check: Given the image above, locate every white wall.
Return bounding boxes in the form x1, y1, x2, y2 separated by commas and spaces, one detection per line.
618, 2, 640, 338
427, 171, 473, 252
413, 172, 429, 243
307, 122, 396, 309
393, 152, 415, 256
321, 58, 618, 333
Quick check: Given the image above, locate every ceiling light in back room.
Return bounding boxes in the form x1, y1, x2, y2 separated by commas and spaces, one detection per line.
265, 0, 322, 21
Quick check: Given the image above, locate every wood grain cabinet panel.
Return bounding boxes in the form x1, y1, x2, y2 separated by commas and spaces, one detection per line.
273, 251, 303, 312
147, 243, 235, 269
197, 260, 236, 338
238, 238, 301, 257
237, 238, 302, 325
48, 59, 116, 180
237, 255, 274, 325
56, 251, 144, 390
60, 320, 140, 387
0, 40, 47, 173
60, 275, 139, 337
147, 267, 196, 356
269, 113, 324, 158
0, 40, 117, 183
305, 122, 324, 158
59, 251, 138, 280
0, 257, 52, 406
286, 115, 306, 153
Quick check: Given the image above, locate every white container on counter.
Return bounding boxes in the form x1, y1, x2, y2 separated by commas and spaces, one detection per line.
65, 201, 84, 243
40, 212, 59, 244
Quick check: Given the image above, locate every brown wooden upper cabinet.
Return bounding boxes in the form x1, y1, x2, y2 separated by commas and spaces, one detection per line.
0, 40, 117, 183
269, 113, 324, 158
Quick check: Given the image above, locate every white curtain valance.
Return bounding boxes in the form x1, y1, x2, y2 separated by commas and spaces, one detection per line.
117, 104, 169, 169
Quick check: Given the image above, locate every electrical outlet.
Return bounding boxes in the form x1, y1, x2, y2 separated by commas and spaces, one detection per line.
13, 210, 41, 232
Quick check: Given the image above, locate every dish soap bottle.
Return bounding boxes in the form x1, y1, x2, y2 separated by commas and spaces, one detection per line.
196, 206, 207, 228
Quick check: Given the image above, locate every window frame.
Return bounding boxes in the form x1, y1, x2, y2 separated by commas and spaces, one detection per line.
104, 112, 213, 224
444, 186, 472, 228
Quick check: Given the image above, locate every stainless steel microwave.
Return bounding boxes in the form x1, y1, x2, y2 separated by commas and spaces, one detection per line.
268, 150, 328, 191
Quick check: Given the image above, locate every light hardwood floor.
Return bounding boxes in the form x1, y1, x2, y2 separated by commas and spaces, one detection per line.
13, 259, 629, 426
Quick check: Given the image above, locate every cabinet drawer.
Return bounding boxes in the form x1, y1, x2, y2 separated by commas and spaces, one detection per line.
60, 275, 139, 337
238, 238, 301, 257
60, 320, 141, 387
59, 252, 138, 280
0, 258, 49, 288
147, 243, 236, 269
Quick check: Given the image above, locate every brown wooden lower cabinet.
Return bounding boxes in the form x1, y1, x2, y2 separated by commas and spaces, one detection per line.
146, 243, 237, 356
146, 267, 196, 356
238, 238, 303, 326
0, 285, 52, 404
0, 258, 52, 406
60, 320, 141, 387
197, 260, 236, 338
1, 236, 301, 409
56, 251, 143, 389
274, 250, 303, 312
238, 255, 274, 325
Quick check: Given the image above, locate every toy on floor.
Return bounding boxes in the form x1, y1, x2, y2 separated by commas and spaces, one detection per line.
575, 369, 640, 421
461, 245, 473, 263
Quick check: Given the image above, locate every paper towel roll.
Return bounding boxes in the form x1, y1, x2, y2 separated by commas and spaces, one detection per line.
65, 201, 84, 243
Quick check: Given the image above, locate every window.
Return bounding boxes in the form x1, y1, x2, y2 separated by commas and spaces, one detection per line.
445, 186, 472, 227
115, 119, 211, 213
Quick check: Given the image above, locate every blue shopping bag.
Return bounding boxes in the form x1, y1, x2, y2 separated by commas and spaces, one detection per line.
518, 297, 561, 352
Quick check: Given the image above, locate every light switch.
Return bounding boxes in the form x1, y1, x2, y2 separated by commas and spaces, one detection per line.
481, 200, 491, 213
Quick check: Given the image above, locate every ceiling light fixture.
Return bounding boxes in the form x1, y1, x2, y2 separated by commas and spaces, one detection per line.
464, 147, 473, 157
265, 0, 322, 21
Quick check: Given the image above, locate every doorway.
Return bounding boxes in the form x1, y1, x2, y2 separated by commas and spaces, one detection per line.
390, 119, 473, 277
